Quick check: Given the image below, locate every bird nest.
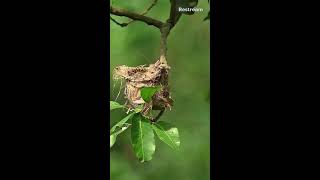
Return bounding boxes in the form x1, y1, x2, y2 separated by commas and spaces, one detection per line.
113, 59, 173, 117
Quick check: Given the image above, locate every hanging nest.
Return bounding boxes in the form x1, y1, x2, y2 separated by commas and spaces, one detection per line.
113, 58, 173, 117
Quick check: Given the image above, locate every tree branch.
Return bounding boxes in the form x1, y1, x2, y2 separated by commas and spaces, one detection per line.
110, 1, 182, 62
151, 109, 165, 123
168, 0, 182, 26
125, 0, 159, 26
159, 24, 170, 64
110, 6, 163, 28
159, 0, 182, 64
110, 16, 127, 27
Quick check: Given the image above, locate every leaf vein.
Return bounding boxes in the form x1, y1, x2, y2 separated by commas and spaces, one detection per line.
139, 118, 145, 161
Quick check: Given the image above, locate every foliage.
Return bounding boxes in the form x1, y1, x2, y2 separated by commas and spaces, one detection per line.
110, 86, 180, 162
140, 86, 161, 103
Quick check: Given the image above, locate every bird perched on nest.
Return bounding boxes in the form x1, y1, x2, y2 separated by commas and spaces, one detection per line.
113, 59, 173, 117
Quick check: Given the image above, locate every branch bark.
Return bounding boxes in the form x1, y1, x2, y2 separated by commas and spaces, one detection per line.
110, 1, 181, 63
159, 24, 170, 64
110, 16, 127, 27
168, 0, 182, 26
125, 0, 159, 26
159, 0, 181, 64
110, 6, 163, 28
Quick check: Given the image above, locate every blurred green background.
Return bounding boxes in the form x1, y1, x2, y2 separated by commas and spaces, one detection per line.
110, 1, 210, 180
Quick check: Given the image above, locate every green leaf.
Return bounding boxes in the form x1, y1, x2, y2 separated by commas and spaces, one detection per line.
110, 113, 135, 133
152, 121, 180, 150
110, 123, 130, 148
131, 114, 155, 162
203, 11, 210, 21
140, 86, 160, 103
110, 101, 124, 110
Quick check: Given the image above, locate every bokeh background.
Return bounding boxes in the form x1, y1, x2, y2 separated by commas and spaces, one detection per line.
110, 1, 210, 180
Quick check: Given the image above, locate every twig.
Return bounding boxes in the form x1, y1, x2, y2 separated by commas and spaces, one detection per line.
110, 1, 159, 28
151, 109, 165, 122
125, 0, 159, 26
110, 16, 127, 27
110, 6, 163, 28
110, 1, 181, 60
168, 0, 181, 26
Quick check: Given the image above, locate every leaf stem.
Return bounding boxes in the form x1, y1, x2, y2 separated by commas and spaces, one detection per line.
151, 109, 165, 122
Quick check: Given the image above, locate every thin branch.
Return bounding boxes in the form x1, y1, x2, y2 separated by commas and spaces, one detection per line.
110, 0, 159, 28
110, 1, 181, 61
110, 6, 163, 28
110, 16, 127, 27
141, 0, 159, 15
168, 0, 181, 26
159, 0, 182, 64
151, 109, 165, 122
125, 0, 159, 26
159, 24, 170, 63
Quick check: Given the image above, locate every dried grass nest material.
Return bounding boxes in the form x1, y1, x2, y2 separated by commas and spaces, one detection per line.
113, 59, 173, 115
